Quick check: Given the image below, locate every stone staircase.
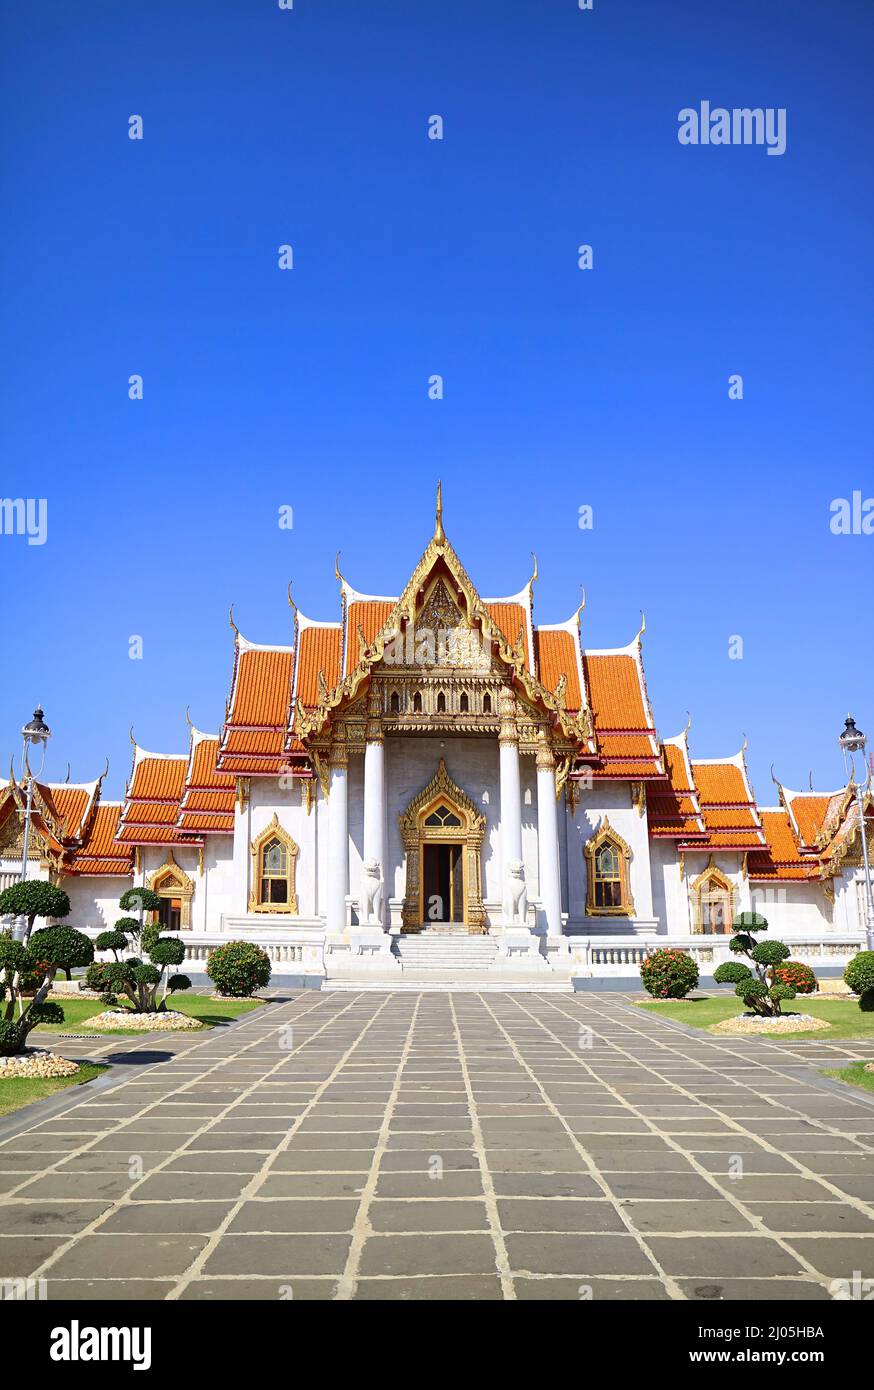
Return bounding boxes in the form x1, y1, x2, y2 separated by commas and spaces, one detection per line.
392, 931, 498, 973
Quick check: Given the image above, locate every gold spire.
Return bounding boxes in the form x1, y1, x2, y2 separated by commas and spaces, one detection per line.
435, 480, 445, 545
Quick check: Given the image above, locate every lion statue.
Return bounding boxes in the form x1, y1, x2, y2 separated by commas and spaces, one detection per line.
503, 859, 528, 926
360, 859, 384, 926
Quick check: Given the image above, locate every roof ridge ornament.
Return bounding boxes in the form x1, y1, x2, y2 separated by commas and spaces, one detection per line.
683, 711, 692, 735
287, 580, 298, 624
228, 604, 238, 636
529, 552, 538, 588
635, 610, 646, 645
434, 479, 445, 546
129, 726, 137, 748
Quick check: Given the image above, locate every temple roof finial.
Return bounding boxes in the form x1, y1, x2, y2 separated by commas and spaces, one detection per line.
435, 480, 445, 545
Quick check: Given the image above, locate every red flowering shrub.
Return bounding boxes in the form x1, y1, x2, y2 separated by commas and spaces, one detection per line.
773, 960, 817, 995
640, 948, 699, 999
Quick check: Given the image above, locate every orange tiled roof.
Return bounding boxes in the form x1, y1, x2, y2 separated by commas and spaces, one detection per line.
66, 803, 134, 876
485, 602, 530, 668
647, 737, 707, 838
748, 809, 819, 881
118, 746, 191, 846
346, 601, 394, 669
534, 628, 582, 711
685, 755, 766, 851
580, 644, 662, 779
296, 624, 343, 706
218, 632, 294, 777
37, 784, 94, 840
177, 731, 235, 837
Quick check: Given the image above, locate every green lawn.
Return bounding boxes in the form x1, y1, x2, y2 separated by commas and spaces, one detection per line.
0, 1063, 107, 1119
824, 1061, 874, 1094
23, 992, 265, 1036
637, 994, 874, 1041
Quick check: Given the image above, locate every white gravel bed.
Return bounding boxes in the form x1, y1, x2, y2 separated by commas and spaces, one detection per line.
712, 1013, 831, 1036
83, 1010, 204, 1032
0, 1051, 81, 1079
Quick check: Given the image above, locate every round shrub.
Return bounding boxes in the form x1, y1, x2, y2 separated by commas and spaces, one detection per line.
100, 992, 118, 1007
845, 952, 874, 997
207, 940, 272, 997
28, 927, 94, 973
0, 882, 70, 927
149, 937, 186, 969
713, 961, 753, 986
113, 917, 141, 937
26, 1001, 65, 1028
94, 929, 129, 957
733, 910, 769, 934
0, 1019, 23, 1056
132, 964, 161, 987
729, 933, 755, 955
751, 940, 790, 967
0, 934, 30, 975
769, 982, 796, 1005
639, 948, 699, 1000
736, 977, 768, 1002
774, 960, 817, 995
167, 974, 191, 994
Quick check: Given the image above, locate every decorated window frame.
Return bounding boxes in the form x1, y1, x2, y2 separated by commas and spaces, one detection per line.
249, 814, 299, 914
690, 861, 735, 935
583, 819, 635, 917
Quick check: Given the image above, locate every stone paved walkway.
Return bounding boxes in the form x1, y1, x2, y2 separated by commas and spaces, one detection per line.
1, 990, 873, 1300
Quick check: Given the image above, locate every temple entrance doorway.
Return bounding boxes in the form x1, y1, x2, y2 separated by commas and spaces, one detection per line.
422, 842, 464, 925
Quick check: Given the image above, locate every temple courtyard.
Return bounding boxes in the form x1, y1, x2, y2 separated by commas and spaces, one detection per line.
1, 989, 873, 1301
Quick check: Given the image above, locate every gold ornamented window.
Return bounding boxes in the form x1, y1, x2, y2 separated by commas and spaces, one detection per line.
583, 820, 634, 917
423, 803, 463, 829
249, 815, 299, 914
691, 864, 734, 934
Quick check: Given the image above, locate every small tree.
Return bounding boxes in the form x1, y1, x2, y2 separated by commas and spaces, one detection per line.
0, 882, 71, 946
117, 888, 161, 949
728, 912, 796, 1018
101, 932, 188, 1013
0, 926, 93, 1054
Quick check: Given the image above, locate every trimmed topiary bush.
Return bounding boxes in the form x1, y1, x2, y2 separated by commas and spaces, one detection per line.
207, 940, 272, 997
713, 961, 753, 986
0, 882, 70, 945
845, 951, 874, 1000
774, 960, 817, 995
94, 929, 129, 960
640, 948, 699, 1000
727, 913, 795, 1017
0, 924, 93, 1048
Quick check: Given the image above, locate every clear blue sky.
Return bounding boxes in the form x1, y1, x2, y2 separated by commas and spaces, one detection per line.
2, 0, 872, 801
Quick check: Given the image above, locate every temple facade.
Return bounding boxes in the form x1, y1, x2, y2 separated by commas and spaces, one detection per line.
1, 490, 870, 983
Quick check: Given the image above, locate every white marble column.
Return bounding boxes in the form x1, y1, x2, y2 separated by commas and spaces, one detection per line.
326, 747, 348, 934
537, 737, 563, 938
499, 691, 523, 871
361, 736, 386, 926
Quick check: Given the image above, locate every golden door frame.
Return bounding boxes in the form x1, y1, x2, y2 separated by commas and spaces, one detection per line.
147, 853, 195, 931
399, 759, 486, 934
